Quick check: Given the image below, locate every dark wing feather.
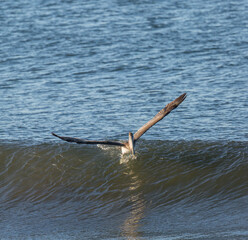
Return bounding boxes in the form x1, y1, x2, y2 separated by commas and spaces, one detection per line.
52, 132, 125, 146
133, 93, 187, 141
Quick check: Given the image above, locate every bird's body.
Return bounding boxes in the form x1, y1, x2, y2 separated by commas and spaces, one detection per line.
52, 93, 186, 155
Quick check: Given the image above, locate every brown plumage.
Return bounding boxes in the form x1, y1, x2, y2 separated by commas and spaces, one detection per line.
52, 93, 187, 155
133, 93, 187, 141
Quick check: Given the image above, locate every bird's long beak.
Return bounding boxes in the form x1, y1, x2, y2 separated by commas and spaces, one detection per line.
128, 132, 135, 155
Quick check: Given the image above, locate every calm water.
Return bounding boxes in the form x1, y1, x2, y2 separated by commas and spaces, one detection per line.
0, 0, 248, 239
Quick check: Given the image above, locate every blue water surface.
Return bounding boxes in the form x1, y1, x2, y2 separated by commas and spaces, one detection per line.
0, 0, 248, 239
1, 0, 247, 143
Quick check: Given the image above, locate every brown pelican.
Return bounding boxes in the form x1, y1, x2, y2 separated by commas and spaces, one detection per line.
52, 93, 186, 155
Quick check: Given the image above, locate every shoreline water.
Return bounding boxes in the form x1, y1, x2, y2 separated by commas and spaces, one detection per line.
1, 140, 247, 239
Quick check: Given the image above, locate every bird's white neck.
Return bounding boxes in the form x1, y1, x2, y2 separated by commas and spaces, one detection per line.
121, 132, 135, 155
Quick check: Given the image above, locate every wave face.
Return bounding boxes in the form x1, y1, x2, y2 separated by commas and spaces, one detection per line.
0, 140, 247, 239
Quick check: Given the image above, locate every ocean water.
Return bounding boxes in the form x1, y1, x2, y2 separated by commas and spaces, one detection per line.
0, 0, 248, 239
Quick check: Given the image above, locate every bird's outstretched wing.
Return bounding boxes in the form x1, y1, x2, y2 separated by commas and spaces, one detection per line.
52, 132, 125, 146
133, 93, 187, 142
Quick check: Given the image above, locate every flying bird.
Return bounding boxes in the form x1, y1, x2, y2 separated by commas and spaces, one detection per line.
52, 93, 186, 155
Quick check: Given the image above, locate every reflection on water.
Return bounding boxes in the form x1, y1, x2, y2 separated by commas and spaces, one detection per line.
120, 154, 137, 164
121, 165, 146, 240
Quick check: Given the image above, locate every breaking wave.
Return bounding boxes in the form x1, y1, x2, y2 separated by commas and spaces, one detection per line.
0, 140, 247, 218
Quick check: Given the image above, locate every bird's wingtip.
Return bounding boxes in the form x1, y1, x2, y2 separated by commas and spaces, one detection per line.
181, 92, 187, 99
181, 92, 187, 101
175, 92, 187, 105
165, 92, 187, 111
51, 132, 59, 138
